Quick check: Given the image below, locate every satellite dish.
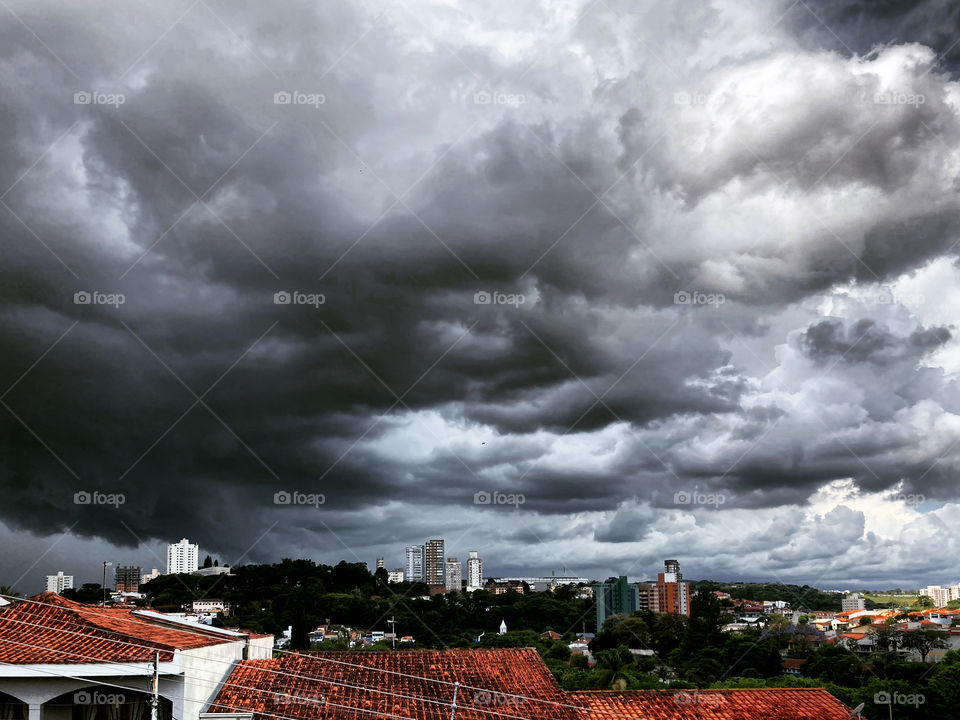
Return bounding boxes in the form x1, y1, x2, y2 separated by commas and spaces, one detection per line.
850, 702, 865, 718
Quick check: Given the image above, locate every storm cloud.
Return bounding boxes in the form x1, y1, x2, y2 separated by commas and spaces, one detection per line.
2, 0, 960, 591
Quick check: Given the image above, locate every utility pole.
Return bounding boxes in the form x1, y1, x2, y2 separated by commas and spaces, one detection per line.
449, 682, 460, 720
101, 562, 112, 607
150, 651, 159, 720
387, 617, 396, 649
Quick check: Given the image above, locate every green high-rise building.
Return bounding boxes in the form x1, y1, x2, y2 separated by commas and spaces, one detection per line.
594, 575, 640, 632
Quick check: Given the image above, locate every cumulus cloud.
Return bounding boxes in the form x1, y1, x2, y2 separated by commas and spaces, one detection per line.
2, 0, 960, 589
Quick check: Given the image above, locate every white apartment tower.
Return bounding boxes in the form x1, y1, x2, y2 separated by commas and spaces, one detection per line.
45, 571, 73, 594
166, 538, 199, 575
466, 550, 483, 591
405, 545, 424, 582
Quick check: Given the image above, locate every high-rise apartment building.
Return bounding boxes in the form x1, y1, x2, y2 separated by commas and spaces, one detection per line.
115, 565, 141, 593
424, 539, 445, 585
376, 557, 385, 571
594, 576, 640, 631
921, 586, 951, 607
657, 559, 690, 616
45, 571, 73, 594
445, 557, 462, 592
405, 545, 424, 583
141, 568, 160, 586
841, 593, 866, 611
466, 551, 483, 591
166, 538, 199, 575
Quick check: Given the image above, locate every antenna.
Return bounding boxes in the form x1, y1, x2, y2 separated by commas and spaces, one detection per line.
850, 702, 865, 718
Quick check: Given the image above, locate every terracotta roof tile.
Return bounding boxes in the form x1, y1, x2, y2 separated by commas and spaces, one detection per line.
0, 593, 235, 664
569, 688, 860, 720
210, 649, 577, 720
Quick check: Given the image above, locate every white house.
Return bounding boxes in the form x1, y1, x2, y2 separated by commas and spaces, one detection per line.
0, 593, 272, 720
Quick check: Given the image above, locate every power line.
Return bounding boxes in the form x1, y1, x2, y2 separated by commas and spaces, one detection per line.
0, 594, 613, 718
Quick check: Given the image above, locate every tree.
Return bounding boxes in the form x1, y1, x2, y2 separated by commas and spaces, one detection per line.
899, 628, 948, 663
203, 555, 213, 569
593, 646, 635, 690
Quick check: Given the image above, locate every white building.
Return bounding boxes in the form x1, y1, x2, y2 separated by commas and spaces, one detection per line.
387, 568, 404, 584
44, 572, 72, 594
405, 545, 424, 583
141, 568, 160, 585
466, 551, 483, 591
0, 593, 273, 720
191, 600, 229, 614
167, 538, 199, 575
922, 586, 952, 607
841, 594, 866, 611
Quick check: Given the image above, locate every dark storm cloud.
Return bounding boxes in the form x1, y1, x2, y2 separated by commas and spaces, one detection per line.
3, 0, 960, 590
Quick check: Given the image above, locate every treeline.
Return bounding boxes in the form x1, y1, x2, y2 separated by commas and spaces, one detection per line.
690, 580, 843, 610
137, 559, 595, 646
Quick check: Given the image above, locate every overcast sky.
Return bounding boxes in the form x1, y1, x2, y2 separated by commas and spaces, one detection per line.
3, 0, 960, 594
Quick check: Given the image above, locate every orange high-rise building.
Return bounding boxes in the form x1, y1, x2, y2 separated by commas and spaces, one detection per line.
656, 559, 690, 616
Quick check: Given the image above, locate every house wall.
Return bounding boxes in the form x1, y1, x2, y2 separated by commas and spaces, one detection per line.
179, 642, 245, 720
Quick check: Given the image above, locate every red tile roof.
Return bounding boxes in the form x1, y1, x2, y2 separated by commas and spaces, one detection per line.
569, 689, 861, 720
209, 649, 578, 720
0, 593, 236, 664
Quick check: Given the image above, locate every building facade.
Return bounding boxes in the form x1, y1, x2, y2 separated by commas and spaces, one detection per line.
166, 538, 199, 575
387, 568, 404, 583
405, 545, 424, 583
466, 551, 483, 591
44, 572, 72, 594
656, 559, 690, 616
841, 593, 866, 611
594, 576, 640, 631
445, 557, 462, 592
424, 539, 445, 585
115, 565, 141, 593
